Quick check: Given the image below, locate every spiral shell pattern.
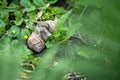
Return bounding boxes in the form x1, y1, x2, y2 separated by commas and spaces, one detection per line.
27, 20, 57, 52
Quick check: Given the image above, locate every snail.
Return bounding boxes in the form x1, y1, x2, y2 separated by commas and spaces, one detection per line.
27, 20, 57, 52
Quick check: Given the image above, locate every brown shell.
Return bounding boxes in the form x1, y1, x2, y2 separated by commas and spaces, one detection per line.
27, 32, 45, 52
35, 20, 57, 41
36, 20, 57, 33
45, 20, 57, 33
27, 20, 57, 52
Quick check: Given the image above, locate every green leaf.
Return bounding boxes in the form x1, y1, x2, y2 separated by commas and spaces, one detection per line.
32, 57, 41, 65
14, 11, 24, 25
50, 7, 66, 15
0, 20, 6, 34
11, 39, 19, 46
33, 0, 45, 8
24, 54, 34, 60
24, 5, 36, 12
23, 54, 40, 65
23, 44, 32, 54
78, 51, 90, 59
20, 0, 36, 11
45, 41, 53, 48
53, 32, 60, 37
25, 22, 35, 31
14, 11, 23, 19
45, 0, 58, 4
28, 11, 37, 20
20, 29, 30, 38
1, 0, 7, 6
20, 0, 32, 7
14, 18, 24, 25
57, 9, 72, 29
0, 11, 9, 22
9, 2, 19, 9
63, 23, 82, 41
0, 20, 6, 27
50, 10, 72, 41
7, 25, 20, 37
42, 12, 54, 20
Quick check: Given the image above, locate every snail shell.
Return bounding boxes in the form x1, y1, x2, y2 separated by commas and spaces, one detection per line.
36, 20, 57, 33
27, 32, 45, 52
27, 20, 57, 52
35, 20, 57, 41
45, 20, 57, 33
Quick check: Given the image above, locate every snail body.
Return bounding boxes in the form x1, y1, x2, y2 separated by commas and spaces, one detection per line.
27, 20, 57, 52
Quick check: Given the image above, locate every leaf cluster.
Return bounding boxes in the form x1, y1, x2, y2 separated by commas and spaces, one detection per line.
0, 0, 76, 79
0, 0, 120, 80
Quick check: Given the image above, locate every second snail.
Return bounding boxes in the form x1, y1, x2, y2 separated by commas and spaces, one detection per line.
27, 20, 57, 52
